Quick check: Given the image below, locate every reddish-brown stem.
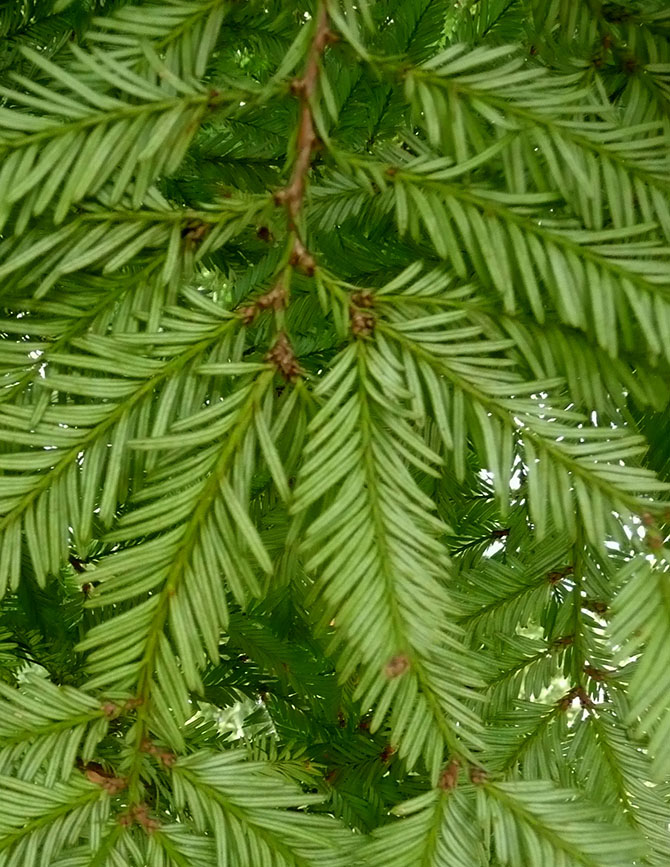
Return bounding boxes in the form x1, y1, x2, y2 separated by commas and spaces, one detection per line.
275, 4, 335, 233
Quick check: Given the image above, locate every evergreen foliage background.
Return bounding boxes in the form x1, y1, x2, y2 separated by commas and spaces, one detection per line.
1, 0, 670, 863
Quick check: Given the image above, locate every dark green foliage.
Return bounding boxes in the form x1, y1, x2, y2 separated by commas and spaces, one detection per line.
1, 0, 670, 864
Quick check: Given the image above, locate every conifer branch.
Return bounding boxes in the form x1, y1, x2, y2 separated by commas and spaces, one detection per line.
1, 2, 670, 863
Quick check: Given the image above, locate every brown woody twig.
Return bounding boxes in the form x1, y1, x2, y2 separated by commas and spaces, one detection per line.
275, 5, 336, 226
275, 4, 336, 269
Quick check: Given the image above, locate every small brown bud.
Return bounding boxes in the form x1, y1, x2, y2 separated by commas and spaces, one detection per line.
132, 804, 160, 834
83, 763, 127, 794
102, 702, 119, 718
384, 654, 410, 679
240, 306, 257, 325
380, 744, 396, 763
557, 688, 577, 710
350, 291, 375, 336
646, 530, 664, 551
439, 760, 460, 790
181, 220, 211, 247
584, 665, 607, 682
547, 565, 574, 584
575, 686, 595, 708
351, 290, 374, 308
256, 283, 286, 311
491, 528, 510, 540
558, 685, 595, 710
350, 309, 375, 337
584, 599, 608, 615
469, 766, 487, 785
289, 239, 316, 275
266, 332, 302, 381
